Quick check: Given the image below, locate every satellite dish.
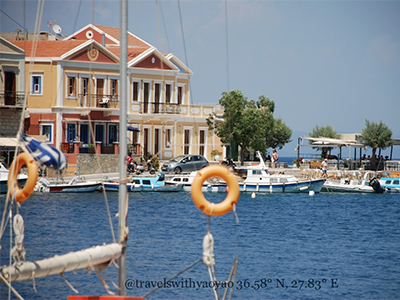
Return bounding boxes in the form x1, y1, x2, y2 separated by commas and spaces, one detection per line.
52, 24, 62, 34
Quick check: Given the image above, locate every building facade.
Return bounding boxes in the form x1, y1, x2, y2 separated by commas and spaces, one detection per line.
5, 24, 223, 166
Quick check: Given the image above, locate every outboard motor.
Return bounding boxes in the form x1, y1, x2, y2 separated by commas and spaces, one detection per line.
369, 177, 386, 194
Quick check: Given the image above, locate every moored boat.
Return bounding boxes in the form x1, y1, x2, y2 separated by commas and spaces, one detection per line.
164, 171, 227, 192
0, 162, 28, 194
239, 151, 325, 193
370, 176, 400, 193
103, 172, 183, 192
322, 171, 376, 193
34, 177, 102, 193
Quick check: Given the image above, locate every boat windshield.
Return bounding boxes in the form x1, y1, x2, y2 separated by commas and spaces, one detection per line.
158, 173, 165, 181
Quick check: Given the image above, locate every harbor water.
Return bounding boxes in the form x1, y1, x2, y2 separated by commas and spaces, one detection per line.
1, 191, 399, 299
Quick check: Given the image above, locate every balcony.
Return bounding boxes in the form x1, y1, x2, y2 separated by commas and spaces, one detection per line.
0, 92, 25, 107
77, 94, 119, 108
139, 102, 181, 114
61, 142, 117, 154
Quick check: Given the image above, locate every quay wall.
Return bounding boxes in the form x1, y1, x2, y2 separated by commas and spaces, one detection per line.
76, 154, 119, 175
46, 154, 120, 177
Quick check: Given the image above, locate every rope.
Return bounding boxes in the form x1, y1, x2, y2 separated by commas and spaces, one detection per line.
94, 268, 115, 295
60, 273, 79, 294
0, 273, 24, 300
143, 258, 202, 298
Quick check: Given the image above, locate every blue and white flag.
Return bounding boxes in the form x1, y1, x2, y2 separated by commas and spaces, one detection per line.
21, 134, 67, 170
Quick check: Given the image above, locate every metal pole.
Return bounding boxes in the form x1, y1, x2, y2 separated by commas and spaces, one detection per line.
118, 0, 128, 295
297, 137, 300, 165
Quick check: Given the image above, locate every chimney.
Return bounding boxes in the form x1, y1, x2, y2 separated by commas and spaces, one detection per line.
101, 33, 105, 46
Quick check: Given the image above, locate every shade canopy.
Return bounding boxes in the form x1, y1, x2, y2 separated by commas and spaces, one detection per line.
127, 126, 140, 132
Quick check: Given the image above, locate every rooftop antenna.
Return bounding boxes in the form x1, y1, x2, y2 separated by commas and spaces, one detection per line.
52, 24, 62, 34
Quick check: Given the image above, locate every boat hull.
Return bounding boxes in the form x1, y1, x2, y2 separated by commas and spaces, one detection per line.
239, 179, 325, 193
103, 181, 183, 192
180, 183, 227, 193
322, 181, 374, 193
47, 182, 101, 193
0, 178, 28, 194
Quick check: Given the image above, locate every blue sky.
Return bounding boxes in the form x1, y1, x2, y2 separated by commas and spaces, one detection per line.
2, 0, 399, 156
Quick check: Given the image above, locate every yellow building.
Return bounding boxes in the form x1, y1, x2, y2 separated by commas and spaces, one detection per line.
8, 24, 223, 165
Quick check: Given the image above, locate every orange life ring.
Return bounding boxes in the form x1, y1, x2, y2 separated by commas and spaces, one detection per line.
7, 152, 38, 203
191, 165, 239, 216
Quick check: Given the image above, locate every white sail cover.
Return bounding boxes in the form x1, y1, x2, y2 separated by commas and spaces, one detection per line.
0, 243, 122, 282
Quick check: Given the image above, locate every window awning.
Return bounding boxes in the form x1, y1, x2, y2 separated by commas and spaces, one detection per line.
0, 137, 19, 147
127, 126, 140, 132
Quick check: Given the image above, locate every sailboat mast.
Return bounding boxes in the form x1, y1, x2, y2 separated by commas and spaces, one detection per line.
118, 0, 128, 295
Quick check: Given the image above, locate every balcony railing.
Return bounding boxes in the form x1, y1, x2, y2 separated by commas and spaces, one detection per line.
75, 95, 214, 116
61, 142, 117, 154
78, 94, 119, 108
0, 92, 25, 107
140, 102, 181, 114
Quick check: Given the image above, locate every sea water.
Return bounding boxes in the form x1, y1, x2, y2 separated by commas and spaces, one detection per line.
1, 191, 400, 299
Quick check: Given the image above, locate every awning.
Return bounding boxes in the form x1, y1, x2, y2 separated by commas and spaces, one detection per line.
300, 136, 364, 148
127, 126, 140, 132
0, 137, 19, 147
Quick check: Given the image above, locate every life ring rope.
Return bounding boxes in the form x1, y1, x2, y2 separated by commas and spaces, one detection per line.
8, 152, 38, 203
191, 165, 239, 216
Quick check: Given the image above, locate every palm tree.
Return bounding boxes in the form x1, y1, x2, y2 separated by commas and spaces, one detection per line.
361, 119, 392, 169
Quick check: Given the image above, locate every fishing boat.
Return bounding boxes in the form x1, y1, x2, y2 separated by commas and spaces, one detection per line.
239, 151, 325, 193
103, 173, 183, 192
34, 176, 102, 193
322, 171, 375, 193
0, 162, 28, 194
164, 171, 228, 192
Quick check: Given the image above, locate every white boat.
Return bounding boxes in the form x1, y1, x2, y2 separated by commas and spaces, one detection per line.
239, 151, 325, 193
0, 162, 28, 194
103, 173, 183, 192
34, 177, 102, 193
322, 171, 376, 193
164, 171, 228, 192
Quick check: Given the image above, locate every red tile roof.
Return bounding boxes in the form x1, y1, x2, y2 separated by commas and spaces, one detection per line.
9, 25, 155, 61
94, 25, 151, 48
10, 40, 87, 57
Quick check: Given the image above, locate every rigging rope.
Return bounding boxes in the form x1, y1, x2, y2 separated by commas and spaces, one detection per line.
143, 258, 203, 298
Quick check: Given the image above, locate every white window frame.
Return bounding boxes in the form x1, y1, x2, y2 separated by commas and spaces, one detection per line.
80, 76, 90, 107
198, 127, 208, 157
66, 72, 78, 99
40, 122, 54, 143
30, 73, 43, 95
109, 76, 119, 100
132, 80, 140, 102
164, 126, 173, 149
177, 84, 184, 105
164, 82, 173, 104
183, 126, 193, 154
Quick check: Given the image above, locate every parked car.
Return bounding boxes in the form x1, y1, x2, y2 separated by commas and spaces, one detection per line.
161, 154, 209, 173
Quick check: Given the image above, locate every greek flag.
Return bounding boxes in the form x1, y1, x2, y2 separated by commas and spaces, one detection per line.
21, 134, 67, 170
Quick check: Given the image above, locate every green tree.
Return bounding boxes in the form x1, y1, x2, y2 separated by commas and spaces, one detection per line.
267, 118, 292, 149
206, 90, 275, 164
361, 119, 392, 169
309, 125, 339, 158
